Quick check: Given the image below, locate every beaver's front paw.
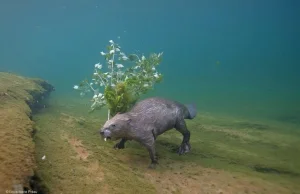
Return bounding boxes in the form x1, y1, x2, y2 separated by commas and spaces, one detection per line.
178, 142, 191, 155
114, 142, 125, 149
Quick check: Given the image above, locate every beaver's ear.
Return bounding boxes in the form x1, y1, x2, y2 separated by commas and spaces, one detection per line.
126, 118, 132, 124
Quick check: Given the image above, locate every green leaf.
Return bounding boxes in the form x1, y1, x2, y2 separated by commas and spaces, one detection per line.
107, 45, 113, 51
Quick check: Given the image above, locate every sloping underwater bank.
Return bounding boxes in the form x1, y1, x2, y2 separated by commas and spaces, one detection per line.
0, 72, 54, 192
33, 95, 300, 194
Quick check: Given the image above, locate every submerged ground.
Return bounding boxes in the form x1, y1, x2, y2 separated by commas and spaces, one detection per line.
33, 94, 300, 194
1, 73, 300, 193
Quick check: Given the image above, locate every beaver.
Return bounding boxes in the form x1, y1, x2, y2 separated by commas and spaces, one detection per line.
99, 97, 197, 168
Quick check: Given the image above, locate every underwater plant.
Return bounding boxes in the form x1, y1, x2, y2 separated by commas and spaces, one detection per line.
74, 40, 163, 119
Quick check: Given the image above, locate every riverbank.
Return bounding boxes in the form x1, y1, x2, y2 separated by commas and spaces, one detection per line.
0, 72, 54, 192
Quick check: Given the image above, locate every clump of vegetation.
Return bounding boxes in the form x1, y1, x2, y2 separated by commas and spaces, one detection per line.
74, 40, 163, 119
104, 82, 135, 117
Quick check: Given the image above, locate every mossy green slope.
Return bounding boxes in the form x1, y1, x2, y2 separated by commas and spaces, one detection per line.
34, 104, 156, 194
34, 96, 300, 194
0, 72, 53, 192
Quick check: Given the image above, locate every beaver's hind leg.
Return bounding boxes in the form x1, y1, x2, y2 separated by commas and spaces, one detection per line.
175, 119, 191, 155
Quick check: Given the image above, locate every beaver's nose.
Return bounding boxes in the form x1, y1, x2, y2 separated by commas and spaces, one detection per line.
100, 128, 110, 136
99, 128, 106, 135
100, 129, 111, 138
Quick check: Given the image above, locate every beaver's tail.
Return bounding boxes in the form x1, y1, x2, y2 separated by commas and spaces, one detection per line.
185, 104, 197, 119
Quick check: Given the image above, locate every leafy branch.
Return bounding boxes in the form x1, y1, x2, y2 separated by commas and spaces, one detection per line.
74, 39, 163, 120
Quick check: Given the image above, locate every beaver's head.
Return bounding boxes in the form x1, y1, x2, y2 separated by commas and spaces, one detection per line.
99, 113, 131, 141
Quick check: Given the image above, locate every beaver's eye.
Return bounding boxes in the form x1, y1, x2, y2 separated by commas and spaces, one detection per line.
111, 124, 116, 127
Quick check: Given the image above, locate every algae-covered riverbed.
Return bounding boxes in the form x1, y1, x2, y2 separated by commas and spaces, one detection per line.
1, 73, 300, 194
34, 97, 300, 194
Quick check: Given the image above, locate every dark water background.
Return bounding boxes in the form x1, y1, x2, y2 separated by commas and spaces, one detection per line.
1, 0, 299, 122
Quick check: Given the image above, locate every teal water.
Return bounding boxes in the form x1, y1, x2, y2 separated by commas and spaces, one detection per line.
0, 1, 299, 123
